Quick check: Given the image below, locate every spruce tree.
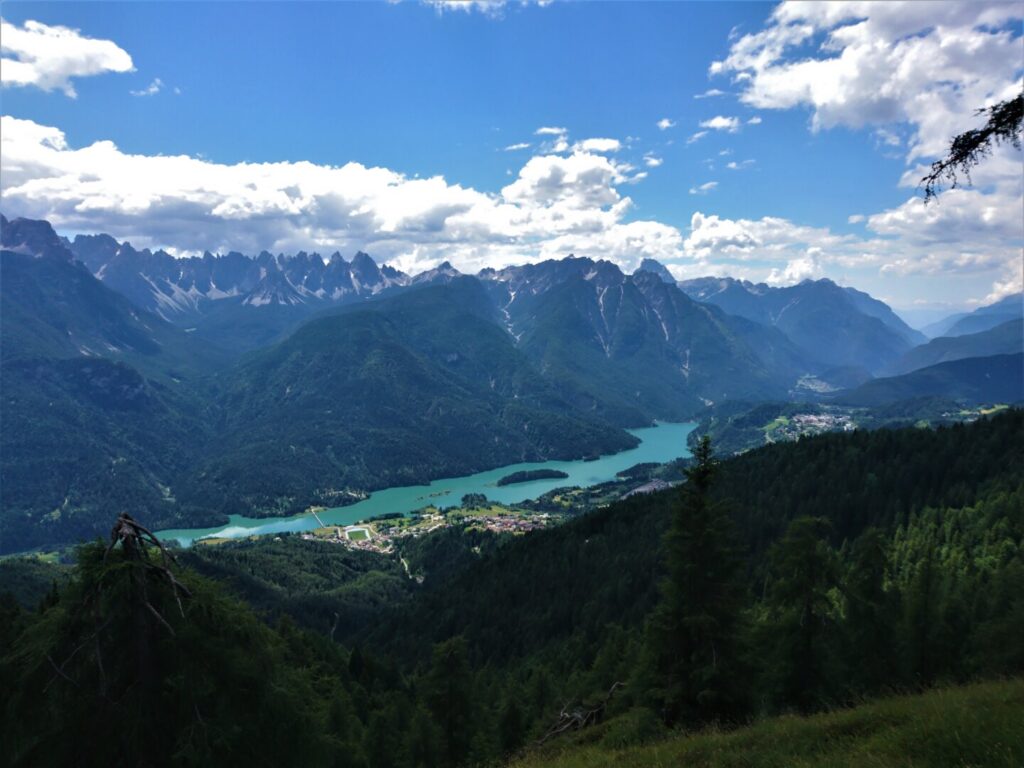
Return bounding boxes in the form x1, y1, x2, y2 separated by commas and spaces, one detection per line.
641, 435, 745, 725
762, 516, 839, 712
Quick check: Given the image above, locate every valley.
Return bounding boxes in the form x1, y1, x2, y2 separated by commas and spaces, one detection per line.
1, 215, 1021, 768
2, 214, 1020, 555
1, 5, 1022, 767
156, 420, 694, 546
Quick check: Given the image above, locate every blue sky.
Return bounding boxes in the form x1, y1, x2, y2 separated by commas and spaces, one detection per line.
2, 1, 1022, 319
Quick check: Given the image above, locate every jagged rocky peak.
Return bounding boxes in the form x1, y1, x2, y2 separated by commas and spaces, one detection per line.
1, 214, 74, 260
42, 216, 417, 315
636, 258, 677, 284
412, 260, 463, 285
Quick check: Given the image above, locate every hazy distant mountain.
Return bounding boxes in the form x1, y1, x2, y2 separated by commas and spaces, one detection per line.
678, 276, 924, 372
922, 294, 1024, 338
889, 320, 1023, 375
635, 258, 676, 284
836, 353, 1024, 407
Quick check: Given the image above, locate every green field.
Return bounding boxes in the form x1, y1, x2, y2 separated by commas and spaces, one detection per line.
513, 679, 1024, 768
346, 528, 369, 541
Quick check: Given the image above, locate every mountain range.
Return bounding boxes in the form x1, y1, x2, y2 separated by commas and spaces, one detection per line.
2, 214, 1021, 552
677, 275, 926, 373
921, 293, 1024, 338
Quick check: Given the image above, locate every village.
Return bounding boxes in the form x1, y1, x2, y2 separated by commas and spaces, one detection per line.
299, 503, 558, 556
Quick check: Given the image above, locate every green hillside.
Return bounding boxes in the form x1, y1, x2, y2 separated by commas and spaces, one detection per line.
838, 353, 1023, 406
189, 282, 635, 515
513, 679, 1024, 768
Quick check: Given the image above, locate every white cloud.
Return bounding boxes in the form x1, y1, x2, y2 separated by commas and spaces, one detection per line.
766, 253, 822, 286
572, 137, 621, 153
981, 268, 1023, 305
699, 115, 741, 132
700, 0, 1023, 304
535, 126, 567, 136
643, 154, 663, 168
503, 142, 531, 151
710, 1, 1024, 162
747, 115, 762, 125
686, 130, 708, 145
130, 77, 163, 97
689, 181, 719, 195
0, 18, 134, 97
656, 118, 676, 130
694, 88, 727, 99
726, 159, 755, 170
4, 109, 1018, 301
0, 115, 672, 274
682, 200, 1021, 292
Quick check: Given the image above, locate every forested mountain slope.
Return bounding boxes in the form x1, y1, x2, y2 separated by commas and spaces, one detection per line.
187, 280, 635, 514
837, 353, 1024, 407
480, 258, 809, 424
2, 411, 1021, 768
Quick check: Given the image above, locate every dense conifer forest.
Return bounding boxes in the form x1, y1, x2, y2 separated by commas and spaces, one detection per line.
2, 410, 1021, 766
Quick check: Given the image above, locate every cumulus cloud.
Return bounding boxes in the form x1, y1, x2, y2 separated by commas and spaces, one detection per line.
130, 77, 163, 97
0, 115, 675, 274
694, 88, 727, 99
656, 118, 676, 130
747, 115, 762, 125
709, 1, 1024, 162
726, 159, 755, 170
0, 18, 134, 97
535, 126, 567, 136
702, 1, 1023, 302
503, 142, 531, 151
699, 115, 741, 132
682, 202, 1021, 298
766, 253, 822, 286
3, 107, 1017, 301
980, 269, 1023, 305
643, 154, 663, 168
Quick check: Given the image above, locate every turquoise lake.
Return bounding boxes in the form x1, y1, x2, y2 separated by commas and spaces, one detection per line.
157, 421, 696, 546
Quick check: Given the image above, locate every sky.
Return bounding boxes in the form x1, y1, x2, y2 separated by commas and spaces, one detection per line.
1, 1, 1022, 320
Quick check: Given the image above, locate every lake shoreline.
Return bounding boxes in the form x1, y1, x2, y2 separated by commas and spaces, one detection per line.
156, 421, 697, 547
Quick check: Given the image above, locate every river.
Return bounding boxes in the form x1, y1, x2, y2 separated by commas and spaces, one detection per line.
157, 421, 696, 546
